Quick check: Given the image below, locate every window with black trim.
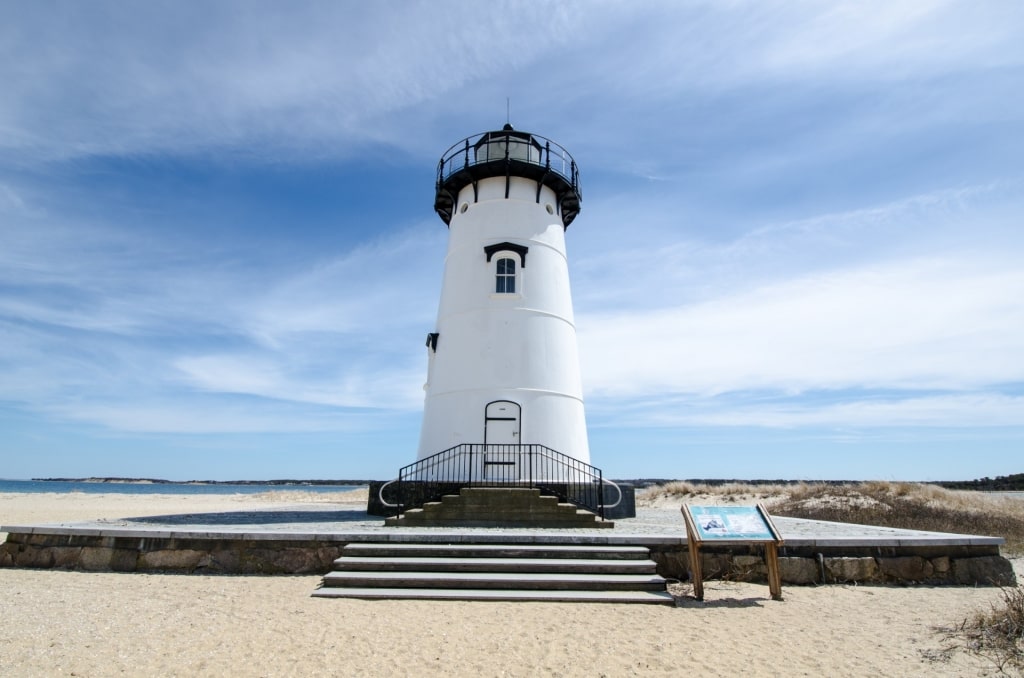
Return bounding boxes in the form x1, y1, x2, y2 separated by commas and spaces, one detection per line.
484, 242, 527, 296
495, 257, 516, 294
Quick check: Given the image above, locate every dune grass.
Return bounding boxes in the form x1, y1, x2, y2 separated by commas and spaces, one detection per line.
639, 480, 1024, 555
637, 480, 796, 504
771, 481, 1024, 556
939, 584, 1024, 674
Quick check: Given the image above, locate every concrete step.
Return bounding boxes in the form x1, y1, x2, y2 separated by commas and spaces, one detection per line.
312, 587, 675, 604
332, 556, 658, 574
385, 487, 614, 529
387, 518, 613, 528
340, 543, 652, 560
316, 540, 668, 604
420, 507, 589, 518
321, 571, 667, 591
385, 520, 606, 532
445, 497, 566, 507
445, 491, 558, 502
394, 507, 606, 520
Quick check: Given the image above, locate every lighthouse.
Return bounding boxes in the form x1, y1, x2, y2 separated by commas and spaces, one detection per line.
416, 124, 591, 480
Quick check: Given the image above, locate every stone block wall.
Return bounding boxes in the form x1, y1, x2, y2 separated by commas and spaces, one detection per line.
0, 532, 343, 575
645, 543, 1017, 587
2, 530, 1016, 587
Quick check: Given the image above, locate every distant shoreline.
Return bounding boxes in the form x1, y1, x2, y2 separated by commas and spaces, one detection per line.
28, 474, 1024, 491
31, 477, 376, 486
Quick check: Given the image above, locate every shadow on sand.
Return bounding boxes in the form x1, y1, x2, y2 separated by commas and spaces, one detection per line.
675, 596, 767, 609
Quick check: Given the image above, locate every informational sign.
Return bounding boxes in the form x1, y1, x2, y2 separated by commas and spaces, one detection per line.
687, 505, 777, 542
681, 503, 784, 601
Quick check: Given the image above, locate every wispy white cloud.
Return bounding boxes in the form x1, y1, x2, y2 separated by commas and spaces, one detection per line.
43, 398, 391, 435
580, 255, 1023, 400
573, 180, 1022, 313
4, 1, 1019, 167
0, 1, 580, 162
242, 225, 444, 344
173, 353, 423, 412
570, 177, 1024, 434
748, 1, 1023, 81
0, 200, 441, 432
592, 392, 1024, 430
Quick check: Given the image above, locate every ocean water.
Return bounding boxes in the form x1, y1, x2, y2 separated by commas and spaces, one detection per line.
0, 479, 364, 495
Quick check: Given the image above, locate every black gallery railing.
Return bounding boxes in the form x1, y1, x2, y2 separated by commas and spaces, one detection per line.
436, 131, 581, 201
382, 444, 609, 519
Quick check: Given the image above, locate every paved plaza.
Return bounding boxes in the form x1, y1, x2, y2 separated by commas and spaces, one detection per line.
3, 504, 1004, 549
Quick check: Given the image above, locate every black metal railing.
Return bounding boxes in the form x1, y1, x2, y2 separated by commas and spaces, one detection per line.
433, 130, 583, 227
388, 443, 606, 519
437, 131, 581, 201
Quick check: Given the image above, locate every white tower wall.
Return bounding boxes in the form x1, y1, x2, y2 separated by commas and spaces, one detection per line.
417, 173, 591, 465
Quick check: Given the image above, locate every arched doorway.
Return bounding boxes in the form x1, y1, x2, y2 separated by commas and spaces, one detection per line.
483, 400, 521, 481
484, 400, 521, 445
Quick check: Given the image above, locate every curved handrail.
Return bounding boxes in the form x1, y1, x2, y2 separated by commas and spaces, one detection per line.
390, 443, 609, 518
377, 478, 398, 508
601, 478, 623, 509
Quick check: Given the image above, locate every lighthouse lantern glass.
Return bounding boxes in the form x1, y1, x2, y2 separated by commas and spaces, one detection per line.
476, 133, 541, 164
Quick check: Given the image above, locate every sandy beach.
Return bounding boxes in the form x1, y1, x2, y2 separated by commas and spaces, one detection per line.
1, 490, 1021, 677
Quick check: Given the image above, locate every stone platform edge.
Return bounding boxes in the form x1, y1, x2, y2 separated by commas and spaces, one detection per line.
1, 524, 1015, 587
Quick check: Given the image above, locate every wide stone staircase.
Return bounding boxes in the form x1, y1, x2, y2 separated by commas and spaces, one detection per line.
383, 487, 613, 529
313, 542, 674, 604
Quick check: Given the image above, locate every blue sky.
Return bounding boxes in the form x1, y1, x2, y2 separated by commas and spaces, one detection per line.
2, 1, 1022, 482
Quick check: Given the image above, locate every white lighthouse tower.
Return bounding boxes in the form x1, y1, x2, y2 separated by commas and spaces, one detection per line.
416, 124, 590, 480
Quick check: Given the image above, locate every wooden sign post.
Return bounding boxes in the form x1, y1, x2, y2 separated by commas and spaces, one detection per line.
681, 503, 784, 601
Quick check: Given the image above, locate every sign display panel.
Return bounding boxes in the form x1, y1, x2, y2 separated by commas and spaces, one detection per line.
687, 505, 777, 542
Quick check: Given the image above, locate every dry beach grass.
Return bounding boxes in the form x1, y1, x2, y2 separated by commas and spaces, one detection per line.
944, 584, 1024, 674
636, 480, 1024, 555
0, 485, 1021, 676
